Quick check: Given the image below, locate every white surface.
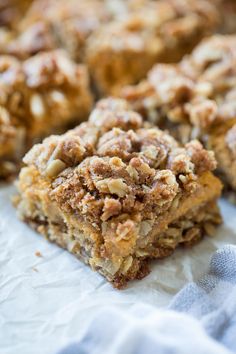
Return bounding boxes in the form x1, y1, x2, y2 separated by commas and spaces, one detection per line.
0, 183, 236, 354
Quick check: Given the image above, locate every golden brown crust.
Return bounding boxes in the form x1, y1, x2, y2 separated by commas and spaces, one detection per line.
86, 0, 219, 94
8, 0, 112, 61
2, 0, 236, 97
16, 98, 222, 287
122, 35, 236, 192
0, 50, 93, 178
2, 0, 234, 96
5, 22, 57, 59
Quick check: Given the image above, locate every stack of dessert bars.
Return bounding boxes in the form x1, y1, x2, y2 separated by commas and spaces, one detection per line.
0, 0, 235, 287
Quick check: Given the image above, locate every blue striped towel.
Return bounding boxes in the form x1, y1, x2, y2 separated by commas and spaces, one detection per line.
57, 245, 236, 354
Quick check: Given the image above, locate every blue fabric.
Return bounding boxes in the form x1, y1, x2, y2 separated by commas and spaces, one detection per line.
57, 245, 236, 354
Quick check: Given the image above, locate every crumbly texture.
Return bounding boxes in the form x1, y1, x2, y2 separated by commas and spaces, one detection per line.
4, 22, 58, 59
15, 98, 222, 288
2, 0, 221, 94
2, 0, 235, 95
6, 0, 112, 61
0, 50, 93, 178
121, 34, 236, 193
86, 0, 219, 94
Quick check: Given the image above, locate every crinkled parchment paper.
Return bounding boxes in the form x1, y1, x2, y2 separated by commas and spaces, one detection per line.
0, 183, 236, 354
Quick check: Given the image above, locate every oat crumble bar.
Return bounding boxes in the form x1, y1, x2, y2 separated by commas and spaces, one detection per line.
6, 0, 220, 94
8, 0, 112, 61
0, 50, 92, 178
86, 0, 219, 94
2, 0, 234, 96
15, 98, 222, 288
121, 35, 236, 195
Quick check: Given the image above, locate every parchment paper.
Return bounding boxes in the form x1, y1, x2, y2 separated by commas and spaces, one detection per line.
0, 183, 236, 354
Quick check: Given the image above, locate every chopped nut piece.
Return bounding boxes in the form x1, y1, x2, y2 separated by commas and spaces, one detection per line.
35, 251, 42, 257
107, 179, 129, 198
30, 93, 45, 118
45, 159, 66, 178
126, 165, 139, 181
102, 198, 121, 222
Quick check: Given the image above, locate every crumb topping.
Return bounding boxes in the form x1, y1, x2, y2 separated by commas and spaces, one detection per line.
88, 0, 219, 50
12, 0, 112, 61
0, 50, 92, 155
6, 22, 56, 59
23, 50, 84, 88
23, 98, 217, 228
122, 35, 236, 132
86, 0, 219, 94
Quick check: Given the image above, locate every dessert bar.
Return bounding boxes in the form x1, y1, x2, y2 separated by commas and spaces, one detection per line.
86, 0, 219, 94
5, 0, 112, 60
2, 0, 220, 95
0, 50, 92, 178
15, 98, 222, 288
122, 35, 236, 195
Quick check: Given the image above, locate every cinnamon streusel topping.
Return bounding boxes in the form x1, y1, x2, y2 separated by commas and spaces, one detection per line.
24, 98, 217, 229
0, 49, 92, 178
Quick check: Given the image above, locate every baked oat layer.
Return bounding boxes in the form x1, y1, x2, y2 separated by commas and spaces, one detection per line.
0, 50, 93, 179
5, 0, 112, 61
122, 34, 236, 193
15, 98, 222, 288
2, 0, 221, 94
86, 0, 219, 94
2, 0, 235, 95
